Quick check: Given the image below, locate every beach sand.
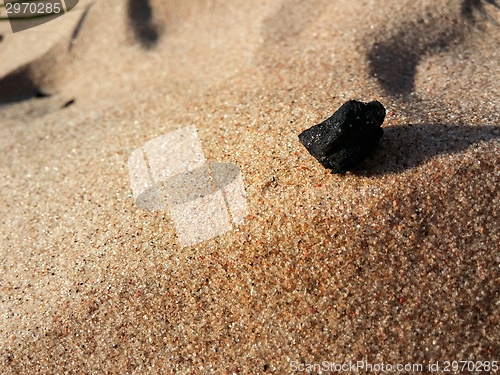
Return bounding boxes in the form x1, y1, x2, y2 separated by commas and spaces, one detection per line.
1, 0, 499, 373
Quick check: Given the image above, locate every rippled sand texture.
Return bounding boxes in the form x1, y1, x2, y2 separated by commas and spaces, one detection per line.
0, 0, 499, 373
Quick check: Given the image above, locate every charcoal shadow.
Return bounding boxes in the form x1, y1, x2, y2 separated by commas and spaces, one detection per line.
353, 123, 500, 176
127, 0, 160, 49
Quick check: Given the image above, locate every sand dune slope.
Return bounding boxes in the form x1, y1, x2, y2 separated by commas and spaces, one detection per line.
0, 0, 499, 373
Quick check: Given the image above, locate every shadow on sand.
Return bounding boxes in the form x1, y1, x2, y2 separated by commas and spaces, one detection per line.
127, 0, 160, 49
353, 123, 500, 176
368, 0, 499, 97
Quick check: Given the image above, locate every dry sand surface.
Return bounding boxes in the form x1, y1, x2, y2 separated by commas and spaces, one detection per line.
1, 0, 499, 373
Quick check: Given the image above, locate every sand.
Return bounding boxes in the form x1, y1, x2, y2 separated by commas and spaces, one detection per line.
0, 0, 499, 373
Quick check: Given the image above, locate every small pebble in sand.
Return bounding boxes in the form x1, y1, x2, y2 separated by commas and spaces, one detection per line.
298, 100, 386, 173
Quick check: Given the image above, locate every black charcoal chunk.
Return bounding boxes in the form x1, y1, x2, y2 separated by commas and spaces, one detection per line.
298, 100, 386, 173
